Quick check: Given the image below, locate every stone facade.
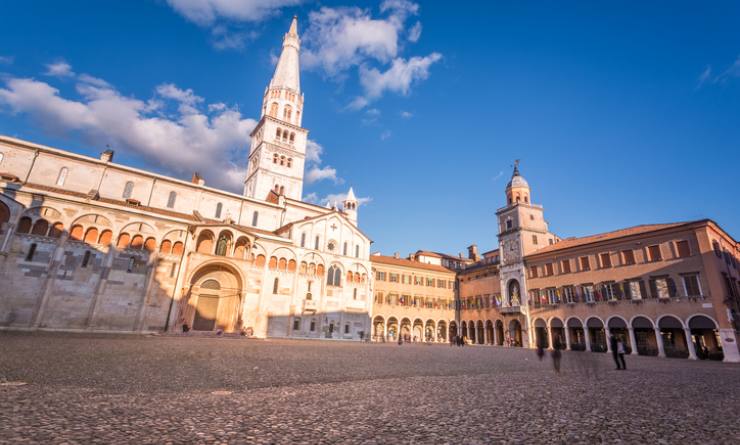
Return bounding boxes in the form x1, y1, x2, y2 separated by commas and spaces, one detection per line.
0, 18, 372, 340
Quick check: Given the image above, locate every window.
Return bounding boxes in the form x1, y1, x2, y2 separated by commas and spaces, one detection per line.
122, 181, 134, 199
712, 241, 721, 257
545, 263, 554, 276
300, 232, 306, 247
167, 191, 177, 209
561, 259, 571, 274
273, 278, 279, 294
251, 211, 259, 227
292, 317, 301, 331
355, 245, 360, 258
647, 245, 662, 262
506, 219, 513, 230
676, 240, 691, 258
628, 281, 643, 300
599, 253, 612, 268
376, 271, 386, 281
310, 320, 316, 331
437, 279, 445, 288
602, 282, 616, 301
344, 324, 350, 334
563, 286, 575, 303
327, 265, 342, 287
621, 249, 635, 265
389, 273, 399, 283
343, 242, 348, 256
327, 241, 336, 252
25, 243, 37, 261
582, 284, 595, 302
546, 288, 557, 304
82, 251, 91, 268
682, 273, 701, 297
579, 256, 590, 271
529, 266, 538, 278
56, 167, 68, 186
649, 277, 674, 299
127, 257, 136, 273
353, 288, 358, 300
529, 214, 534, 221
314, 236, 320, 250
532, 235, 538, 245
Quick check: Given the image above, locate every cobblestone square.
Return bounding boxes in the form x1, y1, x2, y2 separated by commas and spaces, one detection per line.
1, 332, 739, 444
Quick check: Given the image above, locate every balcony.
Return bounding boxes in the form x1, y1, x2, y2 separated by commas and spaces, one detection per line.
500, 305, 521, 315
303, 298, 317, 312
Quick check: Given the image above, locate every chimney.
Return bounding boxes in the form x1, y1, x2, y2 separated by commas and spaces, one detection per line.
467, 244, 480, 261
191, 172, 205, 186
100, 149, 114, 162
393, 252, 400, 259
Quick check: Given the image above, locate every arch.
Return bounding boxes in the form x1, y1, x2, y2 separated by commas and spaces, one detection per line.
234, 237, 250, 259
278, 257, 288, 271
687, 315, 723, 360
449, 321, 458, 340
0, 201, 12, 229
657, 314, 685, 329
506, 279, 521, 305
287, 259, 296, 272
268, 256, 278, 270
566, 317, 583, 328
130, 235, 144, 250
98, 229, 112, 245
186, 261, 244, 332
196, 230, 215, 254
116, 232, 131, 249
534, 317, 548, 349
255, 254, 266, 267
49, 222, 64, 238
69, 224, 84, 241
485, 320, 494, 345
476, 320, 484, 345
387, 317, 399, 340
172, 241, 184, 256
144, 237, 157, 252
31, 218, 50, 236
631, 315, 657, 356
508, 319, 523, 347
83, 227, 99, 244
606, 316, 628, 329
687, 314, 719, 330
437, 320, 447, 341
586, 317, 606, 352
17, 216, 32, 234
215, 230, 232, 256
658, 314, 688, 358
160, 239, 173, 254
269, 102, 278, 117
327, 264, 342, 286
495, 320, 504, 345
630, 315, 654, 329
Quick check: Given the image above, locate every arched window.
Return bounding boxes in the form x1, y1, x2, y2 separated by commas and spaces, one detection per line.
252, 211, 259, 227
160, 239, 172, 254
276, 128, 282, 139
279, 185, 285, 195
31, 219, 49, 236
117, 233, 131, 249
288, 259, 296, 272
98, 230, 112, 245
215, 202, 223, 219
196, 231, 214, 254
283, 105, 292, 121
69, 224, 84, 241
300, 232, 306, 247
268, 256, 278, 270
122, 181, 134, 199
56, 167, 68, 186
269, 102, 278, 117
287, 158, 292, 168
343, 242, 348, 256
172, 241, 184, 256
289, 133, 295, 144
296, 110, 300, 123
280, 155, 285, 166
314, 235, 320, 250
49, 222, 64, 238
83, 227, 98, 244
215, 232, 230, 256
273, 277, 279, 294
144, 237, 156, 252
273, 153, 279, 164
355, 245, 360, 258
130, 235, 144, 250
327, 265, 342, 287
25, 243, 37, 262
167, 191, 177, 209
234, 237, 249, 259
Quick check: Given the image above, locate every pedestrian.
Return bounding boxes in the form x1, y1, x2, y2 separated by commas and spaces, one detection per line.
551, 335, 563, 373
398, 335, 403, 346
616, 338, 627, 370
610, 335, 623, 370
536, 337, 545, 361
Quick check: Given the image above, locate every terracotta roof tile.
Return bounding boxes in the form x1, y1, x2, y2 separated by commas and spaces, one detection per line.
371, 255, 454, 273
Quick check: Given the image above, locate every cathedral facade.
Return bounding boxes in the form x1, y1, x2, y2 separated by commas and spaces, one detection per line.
0, 18, 373, 340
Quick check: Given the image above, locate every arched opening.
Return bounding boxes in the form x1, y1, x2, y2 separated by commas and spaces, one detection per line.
550, 318, 565, 349
507, 279, 521, 306
449, 321, 458, 341
327, 265, 341, 287
534, 318, 549, 349
187, 264, 243, 332
49, 222, 64, 239
196, 231, 215, 254
234, 237, 249, 259
399, 318, 412, 342
130, 235, 144, 250
508, 320, 522, 347
0, 201, 10, 232
485, 320, 494, 345
215, 231, 232, 256
437, 320, 447, 342
689, 315, 723, 360
31, 218, 49, 236
144, 237, 157, 252
116, 232, 131, 249
567, 318, 585, 351
632, 316, 658, 356
476, 320, 484, 345
83, 227, 98, 244
659, 316, 688, 358
413, 319, 424, 342
373, 316, 385, 341
16, 217, 32, 234
160, 239, 173, 254
387, 317, 398, 341
607, 317, 631, 354
425, 320, 435, 342
172, 241, 184, 256
98, 230, 112, 245
69, 224, 84, 241
586, 318, 606, 352
461, 321, 468, 342
495, 320, 504, 346
468, 321, 476, 344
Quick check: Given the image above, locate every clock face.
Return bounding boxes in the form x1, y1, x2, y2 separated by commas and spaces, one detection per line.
503, 240, 521, 264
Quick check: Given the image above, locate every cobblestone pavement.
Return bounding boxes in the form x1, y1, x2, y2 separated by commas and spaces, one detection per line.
1, 332, 739, 444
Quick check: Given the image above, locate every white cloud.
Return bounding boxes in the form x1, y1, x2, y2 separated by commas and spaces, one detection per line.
697, 65, 712, 88
45, 61, 74, 77
400, 110, 413, 119
380, 129, 391, 140
0, 56, 14, 65
322, 192, 372, 208
697, 56, 740, 88
304, 139, 340, 184
359, 52, 441, 99
717, 55, 740, 82
408, 21, 422, 42
0, 66, 256, 191
166, 0, 300, 26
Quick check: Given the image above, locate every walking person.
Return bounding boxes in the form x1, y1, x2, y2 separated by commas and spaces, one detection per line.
536, 336, 545, 361
616, 337, 627, 370
610, 334, 623, 370
551, 335, 563, 373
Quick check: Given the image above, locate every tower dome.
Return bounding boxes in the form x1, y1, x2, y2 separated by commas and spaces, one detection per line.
505, 160, 531, 205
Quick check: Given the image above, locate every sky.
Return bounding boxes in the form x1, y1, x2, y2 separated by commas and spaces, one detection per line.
1, 1, 739, 257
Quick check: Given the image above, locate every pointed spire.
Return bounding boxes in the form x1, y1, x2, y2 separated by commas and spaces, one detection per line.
512, 159, 520, 177
346, 187, 357, 202
270, 16, 301, 92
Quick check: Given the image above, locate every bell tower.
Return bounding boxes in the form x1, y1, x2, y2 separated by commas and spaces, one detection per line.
244, 16, 308, 201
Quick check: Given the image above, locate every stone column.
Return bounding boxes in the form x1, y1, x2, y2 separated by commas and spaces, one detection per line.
605, 327, 612, 353
584, 327, 592, 352
31, 233, 69, 328
719, 329, 740, 363
135, 253, 159, 331
655, 328, 666, 357
628, 327, 639, 355
165, 234, 192, 333
86, 247, 116, 329
546, 326, 554, 350
484, 325, 490, 345
564, 327, 571, 351
684, 328, 697, 360
0, 223, 16, 253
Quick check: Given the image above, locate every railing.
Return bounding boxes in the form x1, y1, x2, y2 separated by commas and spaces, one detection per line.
500, 305, 521, 314
303, 299, 317, 312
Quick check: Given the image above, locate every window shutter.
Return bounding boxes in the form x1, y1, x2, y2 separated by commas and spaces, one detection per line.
649, 279, 658, 299
574, 286, 582, 303
667, 277, 677, 298
623, 281, 632, 300
639, 280, 648, 300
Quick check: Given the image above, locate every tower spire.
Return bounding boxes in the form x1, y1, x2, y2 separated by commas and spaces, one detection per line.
270, 16, 301, 92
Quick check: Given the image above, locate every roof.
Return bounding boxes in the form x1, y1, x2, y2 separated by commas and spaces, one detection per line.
415, 250, 469, 262
274, 209, 372, 241
525, 221, 700, 257
371, 255, 455, 273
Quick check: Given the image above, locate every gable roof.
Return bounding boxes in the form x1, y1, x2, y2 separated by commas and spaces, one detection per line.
371, 255, 454, 273
275, 210, 372, 241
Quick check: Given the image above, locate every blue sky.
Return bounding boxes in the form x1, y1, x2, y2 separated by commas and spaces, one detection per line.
1, 1, 739, 256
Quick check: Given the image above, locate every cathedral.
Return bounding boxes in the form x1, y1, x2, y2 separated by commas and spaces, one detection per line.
0, 18, 373, 340
1, 18, 739, 363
